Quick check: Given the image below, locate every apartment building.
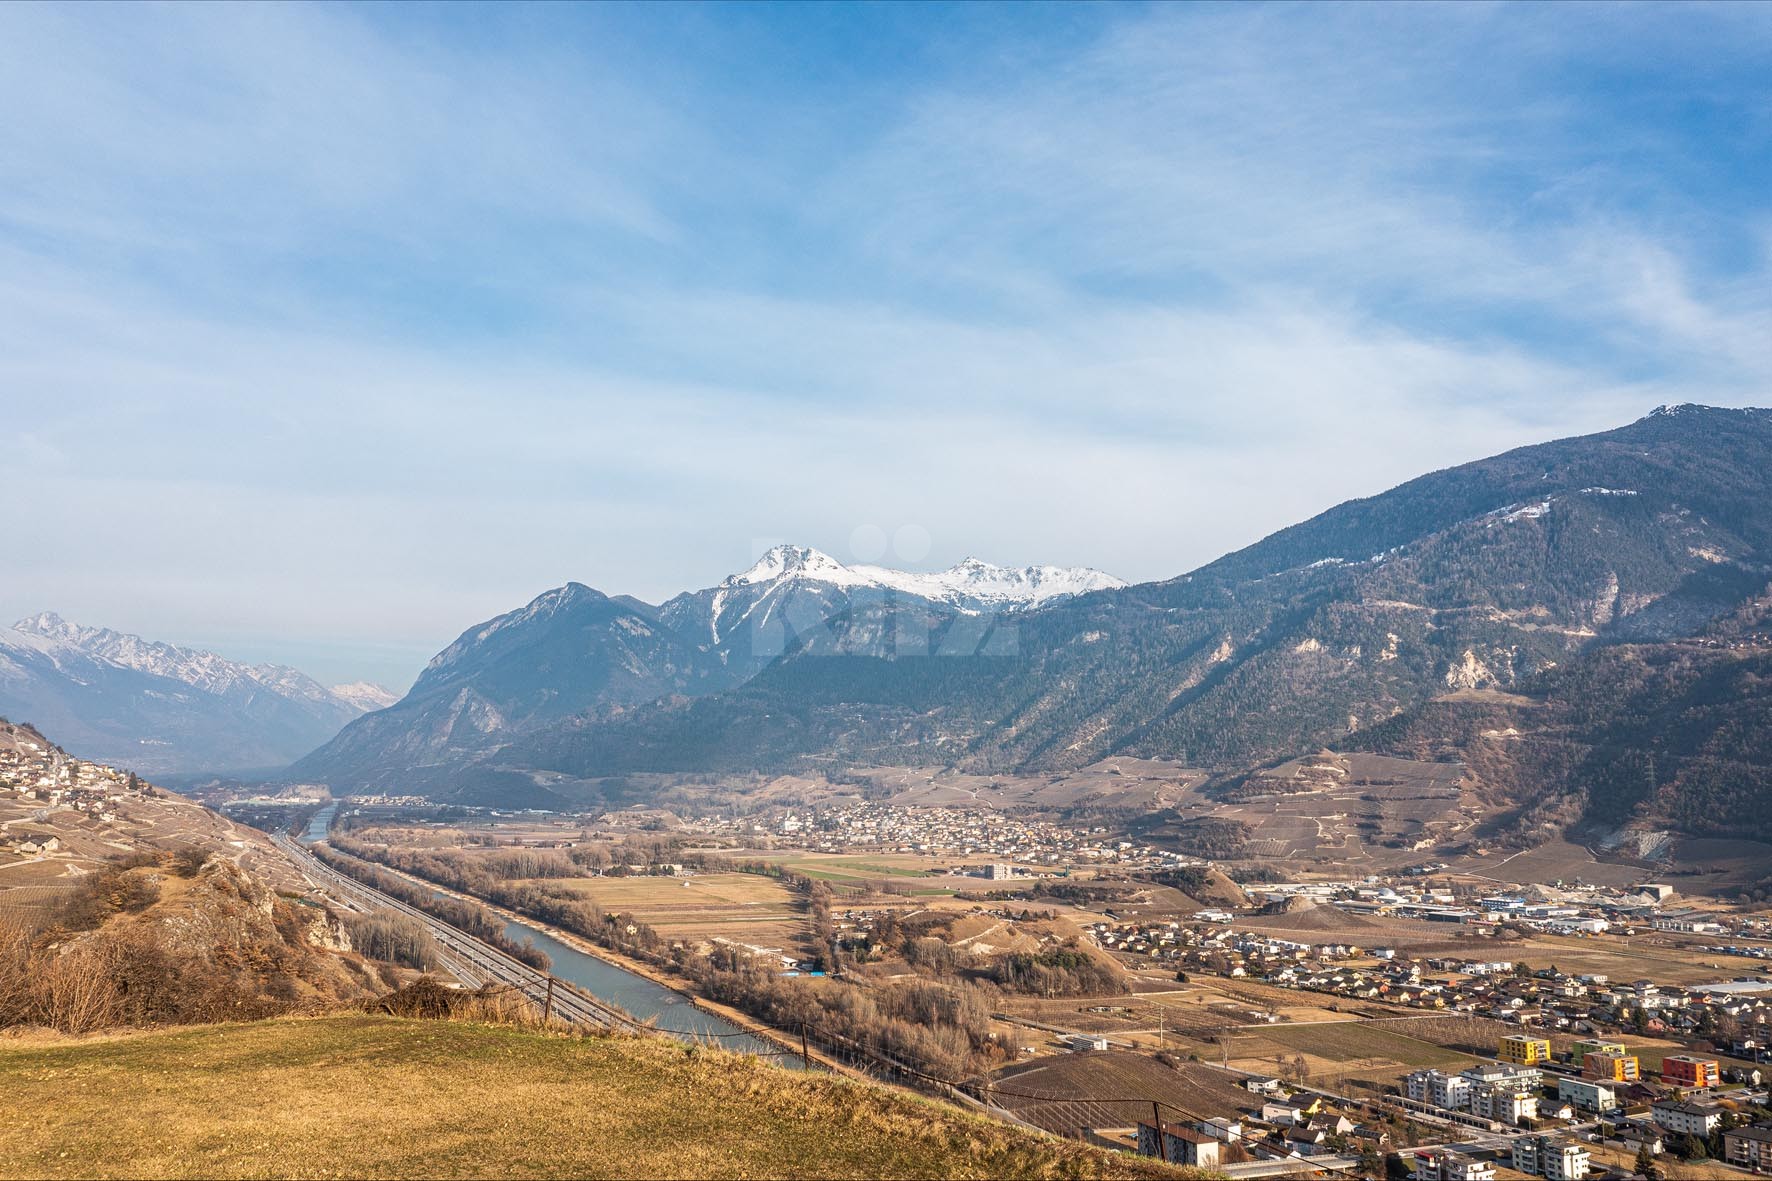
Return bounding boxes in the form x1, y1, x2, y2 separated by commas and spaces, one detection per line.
1661, 1055, 1720, 1089
1513, 1134, 1591, 1181
1499, 1035, 1552, 1066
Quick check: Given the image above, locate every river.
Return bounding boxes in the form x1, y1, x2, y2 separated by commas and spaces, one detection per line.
298, 802, 795, 1063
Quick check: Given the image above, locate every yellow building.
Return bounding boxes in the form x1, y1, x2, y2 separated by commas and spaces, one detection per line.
1499, 1035, 1552, 1066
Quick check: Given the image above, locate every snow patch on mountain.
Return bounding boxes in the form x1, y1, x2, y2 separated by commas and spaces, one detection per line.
329, 682, 400, 712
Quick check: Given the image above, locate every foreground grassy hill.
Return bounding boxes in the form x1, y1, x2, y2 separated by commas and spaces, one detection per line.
0, 1015, 1180, 1180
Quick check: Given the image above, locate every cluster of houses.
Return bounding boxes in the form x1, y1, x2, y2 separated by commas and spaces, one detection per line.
1165, 930, 1772, 1053
693, 803, 1208, 874
1129, 1082, 1594, 1180
0, 734, 147, 859
1132, 1091, 1387, 1170
1246, 880, 1737, 940
1129, 1033, 1772, 1180
1407, 1137, 1591, 1181
1084, 907, 1772, 1055
1403, 1056, 1546, 1126
1399, 1035, 1772, 1176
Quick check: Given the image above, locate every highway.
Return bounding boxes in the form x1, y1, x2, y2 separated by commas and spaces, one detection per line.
271, 833, 641, 1033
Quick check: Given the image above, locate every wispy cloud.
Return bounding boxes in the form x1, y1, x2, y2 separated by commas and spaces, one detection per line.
2, 2, 1769, 685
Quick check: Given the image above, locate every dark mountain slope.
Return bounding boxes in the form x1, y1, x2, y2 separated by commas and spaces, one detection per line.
489, 405, 1772, 791
289, 584, 723, 788
1343, 587, 1772, 844
291, 549, 1116, 790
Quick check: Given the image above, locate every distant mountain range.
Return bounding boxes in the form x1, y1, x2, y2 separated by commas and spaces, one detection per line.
0, 614, 394, 776
292, 405, 1772, 847
290, 551, 1123, 792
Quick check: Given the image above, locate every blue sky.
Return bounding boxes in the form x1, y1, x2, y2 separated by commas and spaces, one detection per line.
5, 1, 1771, 689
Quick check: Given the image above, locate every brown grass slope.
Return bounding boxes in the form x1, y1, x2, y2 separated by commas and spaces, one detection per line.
0, 1014, 1189, 1180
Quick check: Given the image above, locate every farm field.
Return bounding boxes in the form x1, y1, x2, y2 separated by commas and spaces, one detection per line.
521, 872, 808, 946
1588, 1144, 1741, 1179
987, 1049, 1256, 1137
995, 980, 1363, 1054
1243, 1020, 1485, 1082
0, 880, 80, 929
1455, 836, 1772, 898
1453, 840, 1648, 889
728, 851, 991, 897
1502, 931, 1754, 987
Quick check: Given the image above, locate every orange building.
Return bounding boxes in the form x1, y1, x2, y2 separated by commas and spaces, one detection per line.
1661, 1055, 1720, 1089
1583, 1051, 1640, 1083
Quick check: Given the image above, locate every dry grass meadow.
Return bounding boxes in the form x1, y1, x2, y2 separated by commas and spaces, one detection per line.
0, 1014, 1188, 1180
524, 871, 810, 944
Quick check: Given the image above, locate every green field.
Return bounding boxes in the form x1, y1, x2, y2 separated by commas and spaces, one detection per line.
0, 1015, 1183, 1180
759, 854, 960, 897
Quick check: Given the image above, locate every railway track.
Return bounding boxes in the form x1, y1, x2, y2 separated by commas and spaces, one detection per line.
271, 833, 640, 1032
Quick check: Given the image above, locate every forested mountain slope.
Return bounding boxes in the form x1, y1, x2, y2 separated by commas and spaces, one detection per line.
1341, 590, 1772, 846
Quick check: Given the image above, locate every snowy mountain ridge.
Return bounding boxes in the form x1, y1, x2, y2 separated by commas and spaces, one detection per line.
0, 614, 394, 775
9, 613, 390, 712
724, 545, 1124, 612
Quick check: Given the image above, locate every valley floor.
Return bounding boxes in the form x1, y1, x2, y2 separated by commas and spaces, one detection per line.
0, 1014, 1181, 1180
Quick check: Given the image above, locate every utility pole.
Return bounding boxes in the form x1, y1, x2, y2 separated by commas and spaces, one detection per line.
542, 975, 556, 1023
800, 1022, 811, 1069
1152, 1102, 1168, 1163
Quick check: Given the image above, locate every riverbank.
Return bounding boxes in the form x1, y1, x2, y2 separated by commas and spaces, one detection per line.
313, 843, 855, 1076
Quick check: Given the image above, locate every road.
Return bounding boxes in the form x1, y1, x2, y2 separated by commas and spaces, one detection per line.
1218, 1155, 1361, 1178
271, 833, 639, 1032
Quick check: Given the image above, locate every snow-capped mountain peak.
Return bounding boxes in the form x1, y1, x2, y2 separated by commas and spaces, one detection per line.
714, 547, 1123, 612
725, 545, 861, 588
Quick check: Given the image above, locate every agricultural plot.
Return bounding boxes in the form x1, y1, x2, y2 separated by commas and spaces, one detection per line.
744, 852, 963, 897
529, 872, 809, 946
1453, 840, 1647, 889
859, 760, 1205, 814
1503, 931, 1749, 987
1135, 751, 1486, 872
988, 1050, 1257, 1136
0, 881, 79, 930
1257, 1020, 1483, 1071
